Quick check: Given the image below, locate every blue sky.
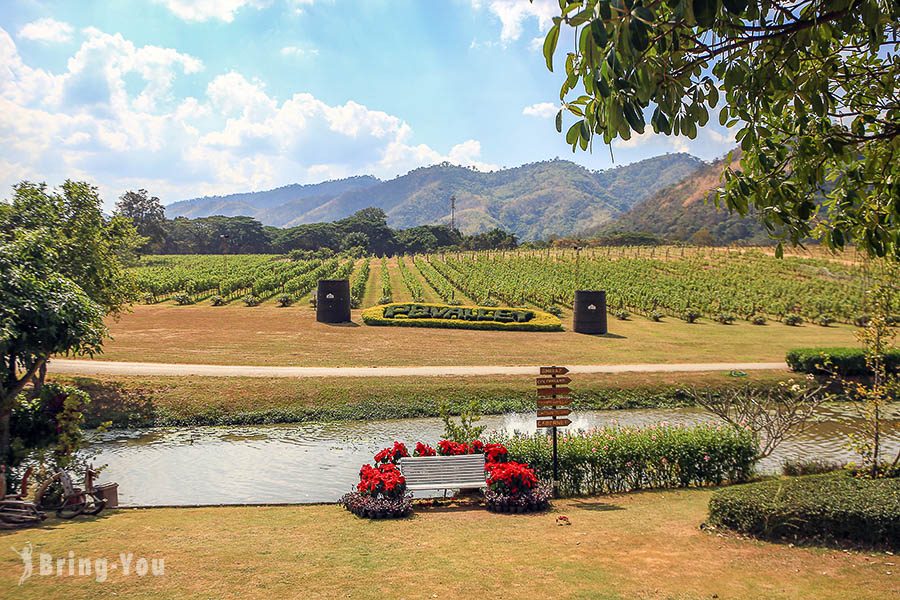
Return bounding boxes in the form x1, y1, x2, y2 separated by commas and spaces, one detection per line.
0, 0, 736, 208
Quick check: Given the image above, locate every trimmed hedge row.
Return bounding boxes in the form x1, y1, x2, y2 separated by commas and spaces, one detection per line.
361, 302, 563, 332
494, 424, 756, 497
786, 347, 900, 375
708, 472, 900, 549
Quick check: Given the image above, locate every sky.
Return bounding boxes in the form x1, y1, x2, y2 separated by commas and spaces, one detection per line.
0, 0, 737, 208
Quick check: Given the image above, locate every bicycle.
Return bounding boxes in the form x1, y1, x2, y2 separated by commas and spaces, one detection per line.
0, 466, 46, 528
34, 465, 106, 519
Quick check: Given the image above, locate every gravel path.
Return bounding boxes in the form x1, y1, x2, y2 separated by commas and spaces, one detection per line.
49, 359, 787, 378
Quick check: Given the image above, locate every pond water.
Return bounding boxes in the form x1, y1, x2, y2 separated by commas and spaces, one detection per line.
83, 405, 900, 506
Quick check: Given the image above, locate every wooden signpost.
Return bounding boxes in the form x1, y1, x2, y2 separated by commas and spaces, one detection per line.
536, 366, 571, 497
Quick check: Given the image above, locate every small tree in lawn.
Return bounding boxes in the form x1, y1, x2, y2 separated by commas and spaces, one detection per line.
0, 233, 106, 469
847, 261, 899, 477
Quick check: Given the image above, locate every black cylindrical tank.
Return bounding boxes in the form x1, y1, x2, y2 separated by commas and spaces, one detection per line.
316, 279, 351, 323
573, 290, 607, 334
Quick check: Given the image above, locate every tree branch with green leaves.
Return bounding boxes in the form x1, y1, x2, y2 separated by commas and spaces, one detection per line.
540, 0, 899, 258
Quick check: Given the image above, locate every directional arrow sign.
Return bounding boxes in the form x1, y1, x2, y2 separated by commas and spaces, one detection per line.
535, 376, 571, 386
536, 418, 572, 428
537, 408, 571, 418
540, 366, 569, 375
537, 398, 572, 407
538, 387, 571, 397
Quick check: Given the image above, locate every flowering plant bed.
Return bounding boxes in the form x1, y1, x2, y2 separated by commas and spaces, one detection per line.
343, 445, 413, 519
339, 491, 413, 519
483, 460, 549, 514
485, 483, 552, 514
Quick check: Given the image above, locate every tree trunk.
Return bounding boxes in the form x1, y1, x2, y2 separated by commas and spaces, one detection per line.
30, 361, 48, 398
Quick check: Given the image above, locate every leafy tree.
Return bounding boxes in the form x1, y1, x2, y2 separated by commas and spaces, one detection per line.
341, 231, 370, 251
0, 233, 106, 465
464, 228, 519, 250
116, 189, 166, 250
337, 208, 397, 255
1, 181, 142, 314
542, 0, 899, 258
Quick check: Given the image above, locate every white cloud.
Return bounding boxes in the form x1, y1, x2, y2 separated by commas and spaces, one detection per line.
475, 0, 557, 42
18, 18, 74, 43
287, 0, 316, 15
280, 45, 319, 58
0, 26, 494, 205
522, 102, 558, 119
155, 0, 271, 23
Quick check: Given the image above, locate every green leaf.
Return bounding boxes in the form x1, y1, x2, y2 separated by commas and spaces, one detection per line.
543, 23, 561, 72
629, 20, 650, 52
692, 0, 716, 28
722, 0, 747, 15
591, 19, 608, 48
555, 110, 563, 133
566, 121, 582, 145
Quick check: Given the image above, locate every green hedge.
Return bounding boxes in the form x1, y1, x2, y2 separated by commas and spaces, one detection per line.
493, 424, 757, 497
786, 347, 900, 375
708, 472, 900, 549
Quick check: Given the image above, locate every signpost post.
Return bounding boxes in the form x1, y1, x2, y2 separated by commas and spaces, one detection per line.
536, 366, 571, 498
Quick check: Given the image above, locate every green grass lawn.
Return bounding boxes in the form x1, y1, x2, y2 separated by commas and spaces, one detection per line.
1, 488, 894, 599
92, 304, 857, 367
53, 369, 792, 428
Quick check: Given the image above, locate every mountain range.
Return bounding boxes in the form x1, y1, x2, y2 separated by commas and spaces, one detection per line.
587, 150, 770, 244
166, 154, 708, 241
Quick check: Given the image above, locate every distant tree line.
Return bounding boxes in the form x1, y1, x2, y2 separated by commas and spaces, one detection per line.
115, 190, 519, 255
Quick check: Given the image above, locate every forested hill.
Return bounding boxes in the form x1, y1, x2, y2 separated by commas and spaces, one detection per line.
165, 176, 381, 221
166, 154, 704, 240
588, 151, 770, 245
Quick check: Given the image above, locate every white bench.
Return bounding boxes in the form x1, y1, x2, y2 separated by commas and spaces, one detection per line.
399, 454, 487, 492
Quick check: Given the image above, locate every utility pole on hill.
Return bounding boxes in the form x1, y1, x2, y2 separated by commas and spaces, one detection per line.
450, 195, 456, 233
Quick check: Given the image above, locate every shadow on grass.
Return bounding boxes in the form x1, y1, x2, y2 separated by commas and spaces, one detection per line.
321, 321, 360, 328
570, 500, 625, 512
0, 510, 114, 537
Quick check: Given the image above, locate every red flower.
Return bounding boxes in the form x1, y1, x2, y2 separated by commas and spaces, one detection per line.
414, 442, 437, 457
437, 440, 470, 456
485, 461, 538, 495
374, 441, 409, 464
357, 462, 407, 498
483, 443, 508, 464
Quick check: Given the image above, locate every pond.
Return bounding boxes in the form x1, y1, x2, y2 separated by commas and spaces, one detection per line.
83, 404, 900, 506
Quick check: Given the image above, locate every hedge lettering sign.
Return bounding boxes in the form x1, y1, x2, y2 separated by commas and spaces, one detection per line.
384, 303, 534, 323
362, 302, 563, 332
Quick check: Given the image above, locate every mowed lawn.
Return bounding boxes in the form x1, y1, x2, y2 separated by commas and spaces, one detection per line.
1, 489, 894, 599
93, 305, 858, 367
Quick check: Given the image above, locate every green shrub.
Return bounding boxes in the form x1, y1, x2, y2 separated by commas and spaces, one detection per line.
547, 306, 563, 317
210, 295, 226, 306
493, 424, 756, 497
816, 314, 835, 327
715, 313, 736, 325
750, 314, 767, 325
173, 292, 192, 305
650, 310, 664, 322
786, 347, 900, 375
614, 309, 630, 320
276, 295, 293, 307
242, 294, 260, 307
682, 310, 701, 323
707, 472, 900, 549
783, 314, 804, 326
